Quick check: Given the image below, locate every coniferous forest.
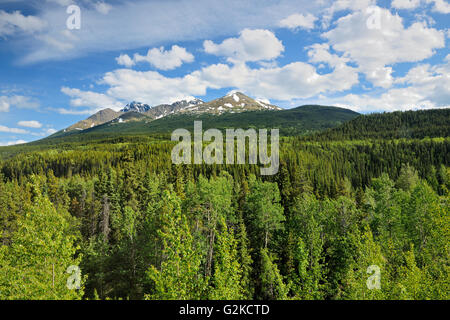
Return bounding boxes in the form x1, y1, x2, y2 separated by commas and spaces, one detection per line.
0, 109, 448, 300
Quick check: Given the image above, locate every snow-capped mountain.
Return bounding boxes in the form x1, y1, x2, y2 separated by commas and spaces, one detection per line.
179, 92, 282, 115
64, 93, 282, 132
120, 101, 151, 113
145, 98, 204, 119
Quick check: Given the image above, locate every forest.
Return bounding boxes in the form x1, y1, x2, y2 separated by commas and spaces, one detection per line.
0, 109, 448, 300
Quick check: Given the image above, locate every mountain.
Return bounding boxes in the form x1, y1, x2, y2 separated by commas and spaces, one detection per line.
121, 101, 151, 113
62, 93, 280, 133
143, 92, 280, 119
144, 98, 204, 119
66, 108, 122, 132
45, 105, 359, 143
114, 111, 152, 123
178, 92, 281, 115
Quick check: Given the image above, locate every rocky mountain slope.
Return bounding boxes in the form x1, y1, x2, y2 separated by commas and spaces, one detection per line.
65, 92, 283, 133
66, 108, 122, 132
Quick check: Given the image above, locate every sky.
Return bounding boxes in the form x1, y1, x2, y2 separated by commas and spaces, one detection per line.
0, 0, 449, 145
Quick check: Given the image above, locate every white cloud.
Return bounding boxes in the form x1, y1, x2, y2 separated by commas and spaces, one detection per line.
0, 98, 8, 112
54, 108, 95, 115
392, 0, 421, 9
0, 125, 29, 134
18, 120, 42, 128
0, 10, 47, 37
322, 0, 376, 27
304, 55, 450, 112
133, 45, 194, 70
279, 13, 317, 30
61, 87, 123, 111
102, 69, 205, 105
196, 61, 359, 100
0, 140, 27, 147
307, 43, 350, 68
116, 46, 194, 70
204, 29, 284, 63
45, 128, 57, 135
426, 0, 450, 13
18, 0, 323, 64
392, 0, 450, 13
0, 95, 40, 112
97, 55, 358, 105
116, 54, 135, 68
323, 7, 445, 88
46, 0, 73, 5
95, 2, 113, 15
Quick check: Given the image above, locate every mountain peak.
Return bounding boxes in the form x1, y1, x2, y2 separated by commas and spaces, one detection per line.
62, 93, 282, 134
121, 101, 151, 113
180, 92, 282, 115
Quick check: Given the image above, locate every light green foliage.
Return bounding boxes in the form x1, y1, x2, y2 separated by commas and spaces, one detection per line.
146, 190, 206, 300
343, 228, 387, 300
209, 216, 244, 300
0, 177, 83, 299
245, 175, 285, 249
259, 248, 288, 300
0, 111, 448, 300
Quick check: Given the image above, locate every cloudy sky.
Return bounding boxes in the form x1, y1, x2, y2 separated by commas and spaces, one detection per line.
0, 0, 449, 145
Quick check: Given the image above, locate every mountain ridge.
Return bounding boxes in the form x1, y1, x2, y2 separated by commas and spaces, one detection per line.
47, 104, 359, 142
65, 92, 282, 133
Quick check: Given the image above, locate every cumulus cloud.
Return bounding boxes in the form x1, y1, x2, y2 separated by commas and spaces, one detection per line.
322, 0, 376, 27
54, 108, 95, 115
116, 54, 135, 68
307, 43, 351, 68
323, 7, 445, 88
197, 61, 358, 100
0, 139, 27, 147
18, 120, 42, 128
204, 29, 284, 64
392, 0, 450, 13
102, 69, 206, 105
116, 46, 194, 70
426, 0, 450, 13
0, 95, 40, 112
0, 125, 29, 134
61, 87, 123, 111
392, 0, 421, 9
133, 45, 194, 70
95, 1, 113, 15
279, 13, 317, 30
94, 54, 358, 105
303, 55, 450, 112
0, 10, 47, 38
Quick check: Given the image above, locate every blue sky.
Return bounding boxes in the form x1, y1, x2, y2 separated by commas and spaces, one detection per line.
0, 0, 449, 145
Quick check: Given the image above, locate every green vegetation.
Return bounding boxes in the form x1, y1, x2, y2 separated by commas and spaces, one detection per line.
0, 107, 448, 300
45, 105, 360, 141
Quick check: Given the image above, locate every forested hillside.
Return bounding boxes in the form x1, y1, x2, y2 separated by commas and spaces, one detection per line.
45, 105, 359, 142
0, 108, 448, 300
311, 109, 450, 141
